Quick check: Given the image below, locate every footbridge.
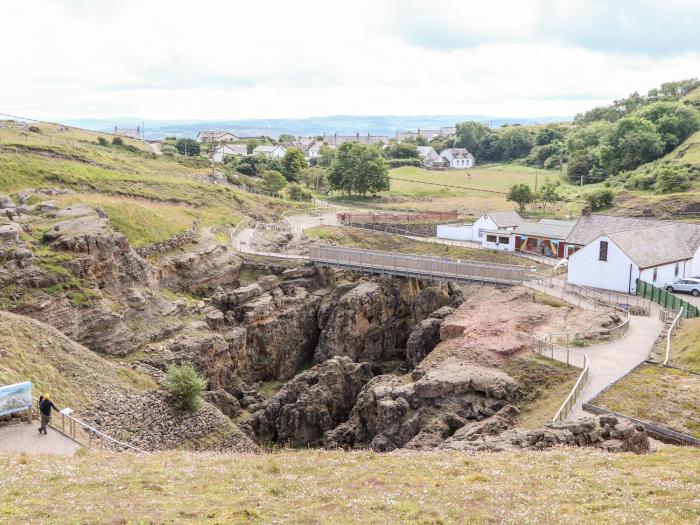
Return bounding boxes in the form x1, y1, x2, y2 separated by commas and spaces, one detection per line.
310, 245, 535, 286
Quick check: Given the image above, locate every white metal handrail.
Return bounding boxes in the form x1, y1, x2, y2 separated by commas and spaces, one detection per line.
32, 397, 146, 453
663, 308, 684, 366
531, 335, 590, 423
546, 307, 630, 347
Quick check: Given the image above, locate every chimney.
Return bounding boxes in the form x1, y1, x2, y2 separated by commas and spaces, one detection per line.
581, 206, 592, 217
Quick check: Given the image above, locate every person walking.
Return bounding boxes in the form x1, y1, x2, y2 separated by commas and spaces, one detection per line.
38, 394, 58, 435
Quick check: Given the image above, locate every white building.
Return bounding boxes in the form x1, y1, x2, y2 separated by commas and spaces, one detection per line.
416, 146, 442, 167
481, 229, 516, 251
566, 214, 700, 293
253, 145, 287, 158
439, 148, 475, 168
212, 143, 248, 163
197, 131, 238, 143
437, 211, 523, 243
437, 223, 473, 241
306, 142, 323, 160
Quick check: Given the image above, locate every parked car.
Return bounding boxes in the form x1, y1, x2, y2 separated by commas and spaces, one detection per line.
665, 277, 700, 296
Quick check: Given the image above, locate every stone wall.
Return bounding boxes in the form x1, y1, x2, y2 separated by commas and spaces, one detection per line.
347, 222, 437, 237
136, 222, 198, 257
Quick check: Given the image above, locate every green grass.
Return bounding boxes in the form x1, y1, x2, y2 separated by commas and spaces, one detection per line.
505, 353, 579, 429
669, 318, 700, 373
306, 225, 544, 268
662, 129, 700, 166
0, 447, 697, 524
593, 363, 700, 438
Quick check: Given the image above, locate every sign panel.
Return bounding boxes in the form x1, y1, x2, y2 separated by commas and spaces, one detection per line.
0, 381, 32, 417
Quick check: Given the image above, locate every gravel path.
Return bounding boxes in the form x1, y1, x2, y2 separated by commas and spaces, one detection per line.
0, 421, 81, 456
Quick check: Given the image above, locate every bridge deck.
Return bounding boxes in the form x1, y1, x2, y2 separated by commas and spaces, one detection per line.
310, 246, 533, 286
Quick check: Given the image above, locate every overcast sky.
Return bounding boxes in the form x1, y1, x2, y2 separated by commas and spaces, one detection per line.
3, 0, 700, 121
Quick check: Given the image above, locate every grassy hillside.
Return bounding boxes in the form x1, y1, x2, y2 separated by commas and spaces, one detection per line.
669, 317, 700, 372
593, 363, 700, 439
0, 447, 698, 524
306, 226, 544, 267
0, 120, 312, 245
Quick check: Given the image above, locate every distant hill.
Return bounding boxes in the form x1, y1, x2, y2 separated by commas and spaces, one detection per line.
62, 114, 571, 141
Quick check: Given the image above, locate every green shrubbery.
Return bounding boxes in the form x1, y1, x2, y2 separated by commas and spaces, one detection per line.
585, 188, 614, 210
167, 363, 206, 412
385, 158, 423, 168
620, 164, 693, 194
287, 183, 313, 201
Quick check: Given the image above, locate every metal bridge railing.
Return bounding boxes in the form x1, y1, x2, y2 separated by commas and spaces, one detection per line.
32, 397, 146, 453
310, 245, 535, 285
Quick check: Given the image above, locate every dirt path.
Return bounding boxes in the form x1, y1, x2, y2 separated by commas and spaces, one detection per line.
148, 142, 162, 155
0, 422, 81, 456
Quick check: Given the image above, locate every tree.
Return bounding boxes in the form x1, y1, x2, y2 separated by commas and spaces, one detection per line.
585, 189, 614, 211
317, 145, 335, 167
454, 121, 491, 155
167, 363, 206, 412
654, 165, 692, 194
278, 133, 296, 145
328, 142, 389, 195
97, 136, 108, 146
498, 127, 534, 160
608, 116, 664, 172
281, 147, 307, 182
538, 178, 561, 212
535, 125, 565, 146
175, 138, 200, 156
299, 167, 328, 192
112, 136, 124, 146
236, 155, 267, 176
636, 101, 700, 152
262, 170, 287, 193
507, 183, 534, 212
383, 142, 420, 159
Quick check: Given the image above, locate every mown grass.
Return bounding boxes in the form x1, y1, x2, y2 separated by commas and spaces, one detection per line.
669, 317, 700, 373
306, 225, 544, 268
593, 363, 700, 438
0, 447, 697, 524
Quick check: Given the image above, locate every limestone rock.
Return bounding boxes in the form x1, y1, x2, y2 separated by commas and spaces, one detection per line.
203, 389, 242, 418
249, 356, 375, 447
0, 223, 20, 242
405, 318, 443, 368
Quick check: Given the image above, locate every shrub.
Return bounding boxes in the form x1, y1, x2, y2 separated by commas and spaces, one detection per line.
112, 136, 124, 146
160, 144, 178, 157
28, 125, 41, 133
287, 183, 313, 201
167, 364, 206, 412
654, 165, 692, 194
385, 158, 423, 168
585, 188, 614, 210
97, 137, 108, 146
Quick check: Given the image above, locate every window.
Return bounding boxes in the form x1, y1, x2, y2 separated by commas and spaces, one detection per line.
486, 235, 497, 243
652, 268, 658, 282
675, 263, 679, 277
477, 228, 486, 238
598, 240, 608, 261
499, 236, 510, 244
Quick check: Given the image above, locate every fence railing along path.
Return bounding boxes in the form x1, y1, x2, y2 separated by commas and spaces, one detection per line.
310, 245, 535, 286
32, 397, 145, 453
663, 308, 684, 366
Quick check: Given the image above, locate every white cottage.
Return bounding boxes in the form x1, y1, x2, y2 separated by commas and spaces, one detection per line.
197, 131, 238, 143
439, 148, 475, 168
212, 143, 248, 163
437, 211, 522, 243
253, 145, 287, 158
567, 214, 700, 293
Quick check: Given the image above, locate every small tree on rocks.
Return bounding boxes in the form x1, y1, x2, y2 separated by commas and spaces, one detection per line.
167, 363, 206, 412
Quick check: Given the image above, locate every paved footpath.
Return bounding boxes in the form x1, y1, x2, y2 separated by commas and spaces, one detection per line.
0, 422, 81, 455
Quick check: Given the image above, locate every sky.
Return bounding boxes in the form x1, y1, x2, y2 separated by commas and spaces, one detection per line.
2, 0, 700, 121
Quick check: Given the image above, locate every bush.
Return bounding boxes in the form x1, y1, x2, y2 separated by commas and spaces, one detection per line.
112, 136, 124, 146
160, 143, 178, 157
167, 364, 206, 412
28, 125, 41, 133
97, 137, 108, 146
385, 158, 423, 168
585, 188, 614, 210
287, 183, 313, 201
654, 165, 692, 193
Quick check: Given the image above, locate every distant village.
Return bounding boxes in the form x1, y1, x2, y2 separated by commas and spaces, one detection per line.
194, 126, 476, 169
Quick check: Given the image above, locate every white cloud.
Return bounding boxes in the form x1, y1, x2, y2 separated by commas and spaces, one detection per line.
1, 0, 699, 120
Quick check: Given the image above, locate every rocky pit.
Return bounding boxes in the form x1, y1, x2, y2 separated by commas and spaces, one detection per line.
0, 193, 649, 453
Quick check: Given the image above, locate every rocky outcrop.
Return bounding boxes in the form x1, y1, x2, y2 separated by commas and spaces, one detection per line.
315, 280, 451, 363
323, 361, 518, 451
248, 356, 376, 446
135, 222, 198, 257
159, 244, 242, 294
82, 390, 257, 452
441, 414, 650, 454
